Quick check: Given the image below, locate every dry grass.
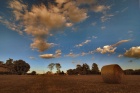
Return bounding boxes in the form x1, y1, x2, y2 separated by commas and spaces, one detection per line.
0, 75, 140, 93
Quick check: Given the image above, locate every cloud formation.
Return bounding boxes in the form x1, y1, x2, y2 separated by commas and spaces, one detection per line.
8, 0, 88, 52
39, 49, 62, 59
40, 54, 55, 59
124, 46, 140, 58
75, 40, 91, 47
65, 52, 80, 58
92, 5, 110, 13
96, 45, 116, 54
96, 39, 130, 54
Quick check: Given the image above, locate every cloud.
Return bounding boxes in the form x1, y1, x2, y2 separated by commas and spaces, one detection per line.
40, 54, 55, 59
101, 14, 114, 22
92, 5, 110, 13
63, 2, 88, 23
76, 0, 96, 5
112, 40, 130, 47
39, 49, 62, 59
65, 22, 73, 27
96, 39, 130, 54
101, 26, 106, 30
124, 46, 140, 58
29, 56, 35, 60
55, 49, 62, 58
92, 5, 113, 22
0, 18, 23, 35
75, 40, 91, 47
121, 7, 128, 12
92, 36, 97, 39
118, 54, 123, 58
7, 0, 88, 52
96, 45, 116, 54
65, 52, 80, 58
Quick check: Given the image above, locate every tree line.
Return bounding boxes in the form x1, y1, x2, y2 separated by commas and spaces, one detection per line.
47, 63, 100, 75
124, 69, 140, 75
0, 58, 30, 75
67, 63, 100, 75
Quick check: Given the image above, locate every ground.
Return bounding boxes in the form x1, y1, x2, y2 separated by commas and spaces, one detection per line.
0, 75, 140, 93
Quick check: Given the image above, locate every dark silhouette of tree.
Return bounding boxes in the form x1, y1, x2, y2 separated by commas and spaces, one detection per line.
0, 61, 4, 65
55, 63, 61, 73
91, 63, 99, 74
31, 71, 36, 75
5, 58, 15, 74
48, 63, 55, 72
13, 60, 30, 75
76, 64, 82, 74
81, 63, 90, 75
59, 71, 65, 75
67, 69, 77, 75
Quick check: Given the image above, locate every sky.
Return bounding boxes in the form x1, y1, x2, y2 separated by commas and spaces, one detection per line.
0, 0, 140, 73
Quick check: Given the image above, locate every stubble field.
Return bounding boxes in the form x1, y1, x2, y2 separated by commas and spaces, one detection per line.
0, 75, 140, 93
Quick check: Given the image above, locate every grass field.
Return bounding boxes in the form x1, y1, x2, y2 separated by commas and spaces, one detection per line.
0, 75, 140, 93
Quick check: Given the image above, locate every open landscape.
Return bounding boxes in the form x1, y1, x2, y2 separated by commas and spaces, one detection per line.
0, 0, 140, 93
0, 75, 140, 93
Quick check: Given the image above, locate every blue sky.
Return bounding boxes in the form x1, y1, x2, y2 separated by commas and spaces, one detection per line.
0, 0, 140, 73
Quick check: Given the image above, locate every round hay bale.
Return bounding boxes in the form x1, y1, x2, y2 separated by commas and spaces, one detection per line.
101, 64, 124, 84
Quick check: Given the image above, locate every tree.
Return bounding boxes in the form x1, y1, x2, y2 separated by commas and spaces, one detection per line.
0, 61, 4, 65
76, 64, 82, 74
13, 60, 30, 75
5, 58, 14, 73
81, 63, 90, 75
91, 63, 99, 74
48, 63, 55, 72
31, 71, 36, 75
55, 63, 61, 73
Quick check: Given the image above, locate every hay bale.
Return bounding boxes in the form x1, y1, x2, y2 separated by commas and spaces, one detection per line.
101, 64, 124, 84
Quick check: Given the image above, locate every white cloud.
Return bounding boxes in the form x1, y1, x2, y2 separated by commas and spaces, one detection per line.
96, 45, 116, 54
92, 5, 110, 13
96, 39, 130, 54
101, 14, 114, 22
65, 52, 80, 57
39, 49, 62, 59
118, 54, 123, 58
75, 40, 91, 47
92, 36, 97, 39
65, 22, 73, 27
112, 40, 130, 47
55, 49, 62, 58
124, 46, 140, 58
39, 54, 55, 59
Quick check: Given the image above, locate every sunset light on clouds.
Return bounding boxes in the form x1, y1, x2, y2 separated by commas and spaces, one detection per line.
0, 0, 140, 73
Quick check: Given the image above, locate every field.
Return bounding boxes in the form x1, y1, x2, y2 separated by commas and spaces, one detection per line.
0, 75, 140, 93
